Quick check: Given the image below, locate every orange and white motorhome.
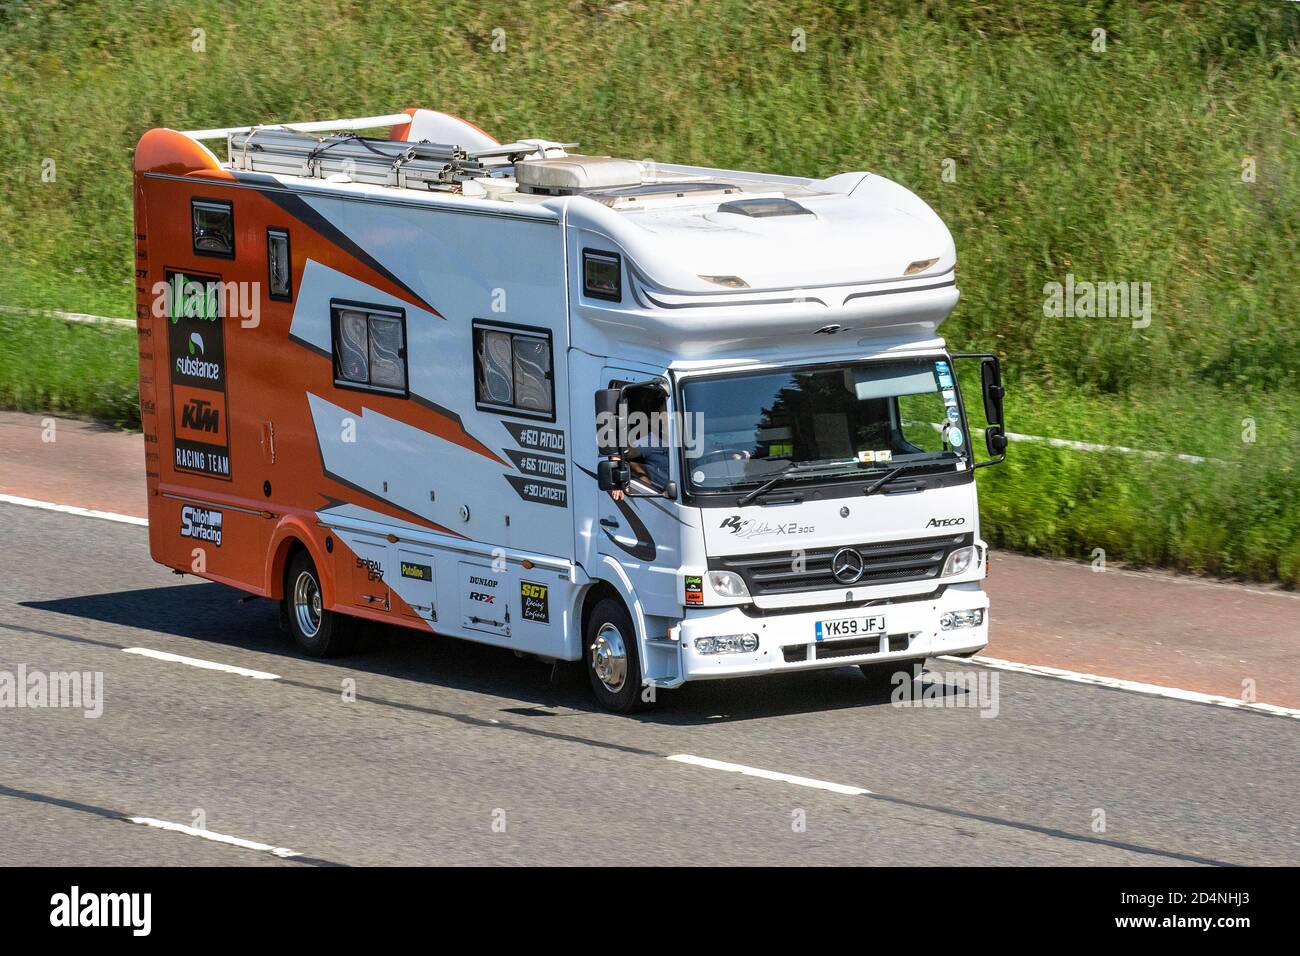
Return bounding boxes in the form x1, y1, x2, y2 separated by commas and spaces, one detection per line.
133, 109, 1008, 712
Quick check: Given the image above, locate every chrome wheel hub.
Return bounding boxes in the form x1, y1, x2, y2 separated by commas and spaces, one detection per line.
590, 623, 628, 693
293, 570, 322, 638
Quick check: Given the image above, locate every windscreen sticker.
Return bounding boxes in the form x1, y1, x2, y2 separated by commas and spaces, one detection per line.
857, 449, 893, 463
946, 406, 961, 422
948, 427, 965, 449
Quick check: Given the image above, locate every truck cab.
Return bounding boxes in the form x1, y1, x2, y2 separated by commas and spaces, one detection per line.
555, 158, 1007, 710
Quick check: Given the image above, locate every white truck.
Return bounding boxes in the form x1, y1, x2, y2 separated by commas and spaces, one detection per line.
133, 108, 1006, 712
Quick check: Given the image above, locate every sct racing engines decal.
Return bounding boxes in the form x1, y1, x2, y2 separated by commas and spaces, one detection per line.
166, 271, 232, 480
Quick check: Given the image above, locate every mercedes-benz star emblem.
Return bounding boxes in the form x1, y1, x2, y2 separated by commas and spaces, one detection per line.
831, 547, 865, 585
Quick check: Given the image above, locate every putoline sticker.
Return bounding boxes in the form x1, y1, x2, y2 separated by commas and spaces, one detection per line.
400, 561, 432, 581
166, 270, 231, 480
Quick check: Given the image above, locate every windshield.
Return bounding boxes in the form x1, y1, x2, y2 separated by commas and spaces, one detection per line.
681, 357, 968, 494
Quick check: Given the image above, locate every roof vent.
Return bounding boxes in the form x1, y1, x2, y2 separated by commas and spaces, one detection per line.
716, 197, 814, 219
515, 155, 642, 194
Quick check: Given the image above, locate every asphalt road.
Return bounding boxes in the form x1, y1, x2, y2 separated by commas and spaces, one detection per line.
2, 501, 1297, 866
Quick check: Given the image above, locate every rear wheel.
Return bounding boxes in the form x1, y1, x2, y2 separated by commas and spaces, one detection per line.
284, 549, 356, 658
584, 598, 645, 713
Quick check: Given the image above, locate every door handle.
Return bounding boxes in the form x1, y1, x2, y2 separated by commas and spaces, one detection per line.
600, 517, 620, 529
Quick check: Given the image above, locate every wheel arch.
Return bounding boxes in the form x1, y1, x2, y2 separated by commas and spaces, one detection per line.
265, 516, 336, 607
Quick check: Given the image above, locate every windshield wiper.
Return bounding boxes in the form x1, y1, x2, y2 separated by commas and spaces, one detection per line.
863, 458, 955, 496
736, 460, 856, 507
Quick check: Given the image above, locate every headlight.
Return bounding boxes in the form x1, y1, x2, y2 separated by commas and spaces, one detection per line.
694, 634, 760, 655
708, 570, 751, 599
942, 545, 978, 577
940, 609, 984, 630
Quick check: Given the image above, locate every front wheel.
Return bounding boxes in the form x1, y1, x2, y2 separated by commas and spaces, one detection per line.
284, 549, 356, 658
584, 598, 646, 713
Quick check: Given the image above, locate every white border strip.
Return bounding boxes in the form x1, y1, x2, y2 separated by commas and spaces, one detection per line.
122, 647, 281, 681
939, 655, 1300, 719
125, 816, 300, 859
0, 493, 147, 526
0, 304, 135, 328
666, 754, 871, 795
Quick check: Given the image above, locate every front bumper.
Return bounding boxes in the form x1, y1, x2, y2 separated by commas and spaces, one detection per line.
673, 582, 988, 681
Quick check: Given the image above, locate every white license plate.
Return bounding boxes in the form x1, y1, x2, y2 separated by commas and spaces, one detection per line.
815, 614, 886, 641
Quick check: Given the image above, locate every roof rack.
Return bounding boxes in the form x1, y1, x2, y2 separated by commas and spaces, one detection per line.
225, 128, 498, 191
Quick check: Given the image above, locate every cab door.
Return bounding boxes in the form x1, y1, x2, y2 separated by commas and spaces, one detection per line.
595, 369, 685, 617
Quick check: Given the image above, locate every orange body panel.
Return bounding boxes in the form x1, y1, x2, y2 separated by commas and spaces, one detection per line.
132, 127, 491, 630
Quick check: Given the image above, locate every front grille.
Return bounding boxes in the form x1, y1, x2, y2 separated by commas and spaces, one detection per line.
710, 533, 972, 596
781, 632, 913, 664
814, 635, 881, 659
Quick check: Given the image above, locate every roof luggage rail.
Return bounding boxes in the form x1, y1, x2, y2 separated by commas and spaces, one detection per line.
226, 128, 495, 190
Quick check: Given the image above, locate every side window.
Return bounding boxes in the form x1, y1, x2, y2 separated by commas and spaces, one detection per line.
617, 381, 672, 493
267, 228, 292, 301
192, 198, 234, 258
473, 321, 555, 420
582, 249, 621, 301
331, 303, 408, 396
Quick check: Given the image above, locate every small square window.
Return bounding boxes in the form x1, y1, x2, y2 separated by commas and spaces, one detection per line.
473, 321, 555, 421
267, 228, 292, 300
192, 198, 234, 258
583, 250, 621, 301
331, 303, 407, 396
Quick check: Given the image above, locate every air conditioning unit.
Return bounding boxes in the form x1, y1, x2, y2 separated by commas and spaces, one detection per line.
514, 155, 642, 195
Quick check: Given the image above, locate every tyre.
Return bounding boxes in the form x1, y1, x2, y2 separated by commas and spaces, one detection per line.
860, 658, 924, 695
284, 549, 356, 658
584, 598, 646, 713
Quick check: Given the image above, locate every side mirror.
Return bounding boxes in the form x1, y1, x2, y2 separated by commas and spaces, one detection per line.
595, 388, 624, 458
980, 358, 1005, 426
985, 425, 1008, 457
597, 458, 630, 492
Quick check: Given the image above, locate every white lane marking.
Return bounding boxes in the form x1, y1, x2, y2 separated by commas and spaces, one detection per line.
122, 647, 281, 681
125, 817, 300, 859
938, 655, 1300, 719
666, 754, 871, 795
0, 493, 147, 526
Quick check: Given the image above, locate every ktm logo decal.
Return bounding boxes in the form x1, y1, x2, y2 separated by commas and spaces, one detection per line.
172, 385, 228, 444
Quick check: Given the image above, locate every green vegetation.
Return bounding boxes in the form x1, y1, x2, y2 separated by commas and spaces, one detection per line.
0, 1, 1296, 581
0, 313, 139, 426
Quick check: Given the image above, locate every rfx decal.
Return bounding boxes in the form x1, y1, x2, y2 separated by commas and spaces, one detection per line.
720, 516, 815, 538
